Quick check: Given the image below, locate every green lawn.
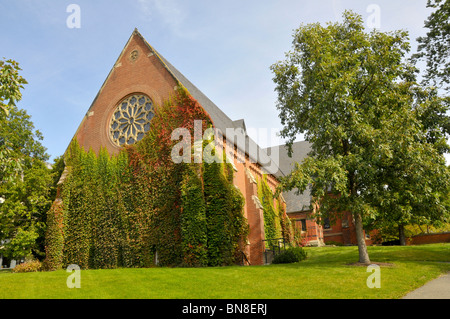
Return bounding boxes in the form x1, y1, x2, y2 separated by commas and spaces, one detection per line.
1, 243, 449, 299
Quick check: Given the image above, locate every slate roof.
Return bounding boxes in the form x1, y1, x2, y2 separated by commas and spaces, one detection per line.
137, 30, 283, 177
138, 29, 314, 212
264, 141, 313, 213
68, 29, 311, 208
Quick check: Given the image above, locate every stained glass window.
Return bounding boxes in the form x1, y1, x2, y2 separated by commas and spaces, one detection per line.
109, 94, 154, 146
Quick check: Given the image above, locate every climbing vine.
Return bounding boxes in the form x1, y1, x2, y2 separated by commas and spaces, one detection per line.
258, 175, 293, 248
44, 87, 248, 269
43, 200, 64, 270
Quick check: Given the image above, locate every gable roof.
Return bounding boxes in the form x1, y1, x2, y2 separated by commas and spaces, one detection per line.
67, 28, 284, 178
135, 29, 284, 177
264, 141, 313, 213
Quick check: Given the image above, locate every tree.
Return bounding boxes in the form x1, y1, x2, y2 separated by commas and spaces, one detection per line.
366, 85, 450, 245
271, 11, 450, 263
0, 58, 54, 261
0, 109, 54, 260
0, 58, 27, 117
0, 58, 28, 182
379, 0, 450, 243
413, 0, 450, 92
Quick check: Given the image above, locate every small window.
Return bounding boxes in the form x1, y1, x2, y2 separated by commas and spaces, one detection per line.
323, 217, 330, 230
296, 219, 307, 232
342, 219, 349, 228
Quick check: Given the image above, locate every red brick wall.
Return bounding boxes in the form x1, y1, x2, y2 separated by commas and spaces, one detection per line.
70, 31, 273, 266
75, 33, 178, 155
243, 164, 265, 265
322, 213, 376, 245
289, 211, 324, 245
289, 210, 377, 246
407, 232, 450, 245
322, 212, 354, 245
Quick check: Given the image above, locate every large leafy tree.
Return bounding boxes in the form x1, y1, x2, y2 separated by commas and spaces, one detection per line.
366, 85, 450, 245
271, 11, 450, 263
373, 0, 450, 244
0, 160, 53, 260
0, 58, 56, 261
0, 59, 27, 117
413, 0, 450, 92
0, 58, 28, 182
0, 103, 55, 260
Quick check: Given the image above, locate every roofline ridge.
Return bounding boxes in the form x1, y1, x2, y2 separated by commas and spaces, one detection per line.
63, 28, 139, 157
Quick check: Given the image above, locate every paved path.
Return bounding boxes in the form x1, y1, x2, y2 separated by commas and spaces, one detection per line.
402, 272, 450, 299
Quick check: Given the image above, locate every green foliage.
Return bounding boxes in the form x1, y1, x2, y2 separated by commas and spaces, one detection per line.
278, 202, 293, 244
413, 0, 450, 92
258, 175, 293, 247
257, 175, 278, 246
272, 247, 307, 264
11, 259, 42, 273
3, 227, 38, 260
0, 57, 62, 265
0, 57, 36, 183
49, 156, 65, 200
406, 223, 450, 238
203, 159, 246, 266
376, 222, 450, 242
0, 103, 49, 190
0, 158, 53, 260
43, 200, 64, 270
180, 163, 207, 267
45, 88, 248, 269
0, 70, 52, 260
0, 58, 27, 117
57, 142, 138, 269
0, 104, 48, 164
271, 10, 450, 262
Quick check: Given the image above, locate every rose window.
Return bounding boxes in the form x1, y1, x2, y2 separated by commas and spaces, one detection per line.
109, 94, 154, 146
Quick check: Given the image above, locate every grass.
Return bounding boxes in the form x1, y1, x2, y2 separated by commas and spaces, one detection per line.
0, 243, 449, 299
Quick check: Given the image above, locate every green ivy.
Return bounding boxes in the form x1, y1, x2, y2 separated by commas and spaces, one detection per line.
180, 163, 207, 267
258, 175, 294, 248
44, 88, 248, 269
43, 200, 64, 270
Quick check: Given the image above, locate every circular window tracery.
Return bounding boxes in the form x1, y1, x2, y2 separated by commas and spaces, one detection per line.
109, 94, 154, 146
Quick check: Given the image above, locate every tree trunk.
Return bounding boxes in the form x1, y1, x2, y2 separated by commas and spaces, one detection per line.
398, 224, 406, 246
354, 212, 371, 264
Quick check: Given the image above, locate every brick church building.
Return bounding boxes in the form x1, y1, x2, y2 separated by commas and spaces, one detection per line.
60, 29, 374, 266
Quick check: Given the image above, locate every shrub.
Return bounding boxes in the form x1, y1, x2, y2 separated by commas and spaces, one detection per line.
272, 247, 307, 264
12, 260, 42, 273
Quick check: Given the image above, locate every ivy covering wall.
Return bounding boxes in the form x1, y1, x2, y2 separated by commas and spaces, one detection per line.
257, 175, 293, 248
44, 88, 248, 269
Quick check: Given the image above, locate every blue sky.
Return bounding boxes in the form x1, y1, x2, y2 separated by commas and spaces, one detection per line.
1, 0, 447, 163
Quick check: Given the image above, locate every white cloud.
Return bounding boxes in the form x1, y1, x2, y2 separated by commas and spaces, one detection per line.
137, 0, 197, 39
